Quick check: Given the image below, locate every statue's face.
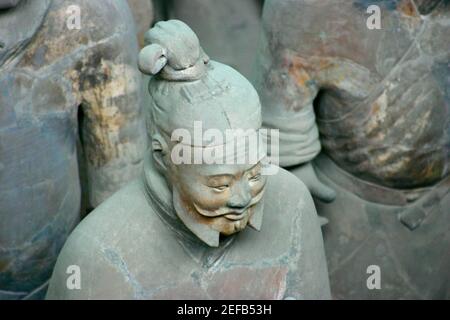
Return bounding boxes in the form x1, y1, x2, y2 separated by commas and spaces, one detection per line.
170, 160, 267, 237
0, 0, 21, 10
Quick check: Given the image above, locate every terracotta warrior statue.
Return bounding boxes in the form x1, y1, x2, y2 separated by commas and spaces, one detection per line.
0, 0, 147, 299
46, 20, 331, 300
253, 0, 450, 299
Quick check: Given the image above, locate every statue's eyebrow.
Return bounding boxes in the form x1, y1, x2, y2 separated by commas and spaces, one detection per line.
205, 174, 234, 179
245, 163, 260, 174
203, 162, 261, 179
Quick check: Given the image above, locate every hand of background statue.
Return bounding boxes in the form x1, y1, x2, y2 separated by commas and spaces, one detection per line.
290, 162, 336, 203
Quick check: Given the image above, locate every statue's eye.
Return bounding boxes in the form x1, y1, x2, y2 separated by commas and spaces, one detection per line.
212, 185, 229, 192
249, 174, 261, 182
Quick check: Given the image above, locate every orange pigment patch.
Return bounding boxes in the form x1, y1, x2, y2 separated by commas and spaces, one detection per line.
398, 0, 419, 17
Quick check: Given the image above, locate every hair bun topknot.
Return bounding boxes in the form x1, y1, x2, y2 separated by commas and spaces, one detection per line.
138, 20, 209, 81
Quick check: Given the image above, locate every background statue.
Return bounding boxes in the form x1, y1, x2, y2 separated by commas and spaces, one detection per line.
253, 0, 450, 299
153, 0, 264, 78
126, 0, 154, 47
46, 20, 331, 300
0, 0, 147, 299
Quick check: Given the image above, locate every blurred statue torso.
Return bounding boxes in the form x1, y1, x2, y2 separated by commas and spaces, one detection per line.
254, 0, 450, 299
0, 0, 146, 299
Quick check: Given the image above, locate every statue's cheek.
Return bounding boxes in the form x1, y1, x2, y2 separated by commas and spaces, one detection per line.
194, 191, 230, 210
250, 178, 267, 197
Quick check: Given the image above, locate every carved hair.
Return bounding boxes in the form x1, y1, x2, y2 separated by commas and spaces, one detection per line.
138, 20, 262, 148
138, 20, 209, 81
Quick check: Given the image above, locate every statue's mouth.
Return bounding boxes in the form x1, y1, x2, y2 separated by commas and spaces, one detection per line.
193, 188, 265, 220
193, 202, 251, 219
224, 210, 249, 221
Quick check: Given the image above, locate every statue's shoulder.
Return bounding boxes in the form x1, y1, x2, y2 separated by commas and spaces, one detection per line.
261, 167, 331, 299
267, 166, 310, 192
265, 166, 314, 211
264, 166, 325, 260
238, 166, 319, 253
46, 179, 171, 299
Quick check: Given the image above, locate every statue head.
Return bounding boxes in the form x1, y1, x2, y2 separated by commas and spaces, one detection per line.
139, 20, 267, 247
0, 0, 20, 10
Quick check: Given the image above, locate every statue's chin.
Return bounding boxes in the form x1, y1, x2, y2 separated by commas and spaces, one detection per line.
217, 214, 250, 236
173, 188, 264, 247
0, 0, 21, 10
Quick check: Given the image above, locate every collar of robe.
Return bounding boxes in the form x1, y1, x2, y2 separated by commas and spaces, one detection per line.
0, 0, 52, 68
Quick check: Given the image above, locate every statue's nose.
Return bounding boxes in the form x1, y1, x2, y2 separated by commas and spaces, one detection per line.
227, 182, 252, 209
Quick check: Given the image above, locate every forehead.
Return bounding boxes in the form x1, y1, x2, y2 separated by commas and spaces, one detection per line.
179, 162, 260, 177
151, 61, 262, 136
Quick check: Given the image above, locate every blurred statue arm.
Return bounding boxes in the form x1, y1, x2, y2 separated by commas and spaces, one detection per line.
254, 0, 336, 202
77, 36, 147, 208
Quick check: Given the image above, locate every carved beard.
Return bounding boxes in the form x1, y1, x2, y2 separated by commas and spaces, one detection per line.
172, 187, 265, 247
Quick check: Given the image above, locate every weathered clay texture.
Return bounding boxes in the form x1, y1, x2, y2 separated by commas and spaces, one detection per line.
0, 0, 147, 299
254, 0, 449, 299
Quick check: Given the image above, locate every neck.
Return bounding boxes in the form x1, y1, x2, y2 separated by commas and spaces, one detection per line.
142, 154, 237, 267
143, 156, 239, 268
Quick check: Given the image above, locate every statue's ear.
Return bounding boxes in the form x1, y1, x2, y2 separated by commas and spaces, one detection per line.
152, 134, 169, 172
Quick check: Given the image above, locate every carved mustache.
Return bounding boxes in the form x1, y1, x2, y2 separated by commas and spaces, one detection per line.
193, 188, 265, 218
